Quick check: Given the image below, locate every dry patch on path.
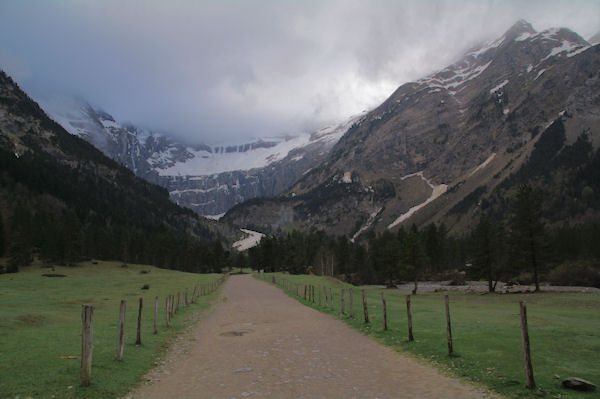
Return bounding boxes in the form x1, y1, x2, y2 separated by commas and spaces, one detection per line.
129, 275, 494, 398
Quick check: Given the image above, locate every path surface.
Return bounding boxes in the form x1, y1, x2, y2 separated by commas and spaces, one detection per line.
129, 275, 491, 398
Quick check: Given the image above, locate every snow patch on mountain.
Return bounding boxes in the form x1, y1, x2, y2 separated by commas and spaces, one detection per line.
490, 80, 509, 94
233, 229, 264, 251
351, 207, 382, 243
155, 135, 311, 176
469, 153, 496, 177
418, 61, 492, 92
388, 172, 448, 229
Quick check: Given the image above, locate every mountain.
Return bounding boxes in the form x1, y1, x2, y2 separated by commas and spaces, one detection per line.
222, 20, 600, 238
589, 31, 600, 45
39, 96, 360, 217
0, 69, 231, 272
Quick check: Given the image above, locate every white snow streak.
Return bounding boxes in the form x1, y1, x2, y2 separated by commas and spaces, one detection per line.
351, 207, 382, 243
204, 213, 225, 220
490, 80, 509, 94
233, 229, 264, 252
469, 153, 496, 177
388, 172, 447, 230
535, 69, 546, 80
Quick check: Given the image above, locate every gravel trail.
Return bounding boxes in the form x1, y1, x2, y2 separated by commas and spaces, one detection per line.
129, 274, 492, 399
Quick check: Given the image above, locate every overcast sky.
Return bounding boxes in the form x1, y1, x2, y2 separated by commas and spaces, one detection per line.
1, 0, 599, 144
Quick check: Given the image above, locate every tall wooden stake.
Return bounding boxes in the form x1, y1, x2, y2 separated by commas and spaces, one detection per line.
154, 296, 158, 334
349, 288, 354, 318
329, 288, 334, 310
341, 288, 345, 315
382, 291, 388, 331
116, 300, 126, 361
444, 295, 453, 354
406, 295, 414, 341
520, 301, 536, 389
81, 304, 94, 387
136, 297, 143, 345
165, 296, 170, 327
362, 289, 369, 323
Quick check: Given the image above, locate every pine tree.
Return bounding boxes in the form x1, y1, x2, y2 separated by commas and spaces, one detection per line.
471, 215, 506, 292
511, 184, 545, 291
400, 224, 428, 294
0, 214, 4, 258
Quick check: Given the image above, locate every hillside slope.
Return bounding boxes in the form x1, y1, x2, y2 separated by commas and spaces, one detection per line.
0, 70, 230, 272
39, 96, 360, 216
223, 21, 600, 237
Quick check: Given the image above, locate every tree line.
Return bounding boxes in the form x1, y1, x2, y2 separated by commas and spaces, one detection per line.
243, 184, 600, 291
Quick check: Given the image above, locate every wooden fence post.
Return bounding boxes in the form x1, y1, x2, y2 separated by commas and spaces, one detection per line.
165, 297, 170, 327
382, 291, 387, 331
176, 293, 180, 313
136, 297, 143, 345
341, 288, 345, 315
154, 296, 158, 334
81, 304, 94, 387
304, 285, 307, 300
362, 289, 369, 323
329, 288, 334, 310
312, 285, 315, 303
185, 289, 189, 306
520, 301, 536, 389
444, 295, 453, 354
406, 295, 414, 341
349, 288, 354, 318
116, 300, 126, 361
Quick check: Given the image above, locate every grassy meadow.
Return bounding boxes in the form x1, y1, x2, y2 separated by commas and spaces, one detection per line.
257, 273, 600, 399
0, 261, 224, 398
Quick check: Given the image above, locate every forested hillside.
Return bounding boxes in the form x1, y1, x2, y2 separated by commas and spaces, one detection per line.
0, 70, 232, 273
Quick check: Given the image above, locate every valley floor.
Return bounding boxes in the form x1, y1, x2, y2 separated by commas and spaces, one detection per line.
127, 274, 492, 399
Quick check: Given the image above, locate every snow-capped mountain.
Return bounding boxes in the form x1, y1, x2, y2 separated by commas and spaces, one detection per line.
38, 95, 360, 216
223, 20, 600, 237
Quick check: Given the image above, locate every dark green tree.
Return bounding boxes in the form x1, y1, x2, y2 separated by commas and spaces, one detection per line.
212, 238, 225, 273
470, 215, 506, 292
0, 214, 5, 258
400, 224, 428, 294
510, 184, 545, 291
370, 230, 401, 287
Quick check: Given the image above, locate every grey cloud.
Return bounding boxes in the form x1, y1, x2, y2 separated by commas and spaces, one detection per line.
1, 0, 599, 144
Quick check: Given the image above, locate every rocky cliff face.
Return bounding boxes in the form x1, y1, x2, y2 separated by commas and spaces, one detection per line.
223, 21, 600, 237
39, 96, 359, 216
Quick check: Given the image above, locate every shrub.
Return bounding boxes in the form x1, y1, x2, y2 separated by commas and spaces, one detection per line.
547, 261, 600, 287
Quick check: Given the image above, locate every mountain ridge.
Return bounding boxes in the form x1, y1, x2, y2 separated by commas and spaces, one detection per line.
0, 69, 231, 271
222, 20, 599, 238
38, 95, 360, 216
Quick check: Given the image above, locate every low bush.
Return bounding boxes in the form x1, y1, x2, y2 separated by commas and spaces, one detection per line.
547, 260, 600, 287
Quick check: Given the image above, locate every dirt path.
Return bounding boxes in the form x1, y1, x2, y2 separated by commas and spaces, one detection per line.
129, 275, 492, 398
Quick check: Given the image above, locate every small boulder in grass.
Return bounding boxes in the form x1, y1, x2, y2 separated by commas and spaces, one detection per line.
562, 377, 597, 391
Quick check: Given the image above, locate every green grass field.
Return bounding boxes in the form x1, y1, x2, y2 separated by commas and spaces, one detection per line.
0, 261, 224, 398
257, 273, 600, 399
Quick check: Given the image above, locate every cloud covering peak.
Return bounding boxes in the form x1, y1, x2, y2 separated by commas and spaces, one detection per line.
1, 0, 599, 144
